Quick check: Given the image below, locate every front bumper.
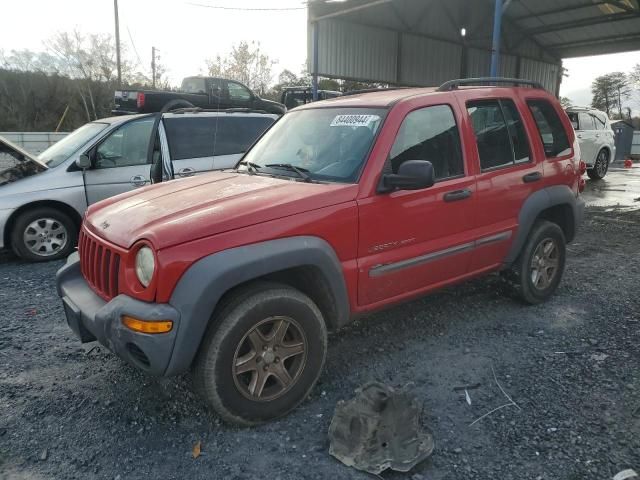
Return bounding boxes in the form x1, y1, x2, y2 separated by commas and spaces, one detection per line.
56, 252, 180, 375
0, 208, 15, 250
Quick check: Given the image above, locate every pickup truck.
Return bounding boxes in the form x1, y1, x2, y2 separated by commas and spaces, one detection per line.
113, 76, 286, 115
58, 77, 585, 425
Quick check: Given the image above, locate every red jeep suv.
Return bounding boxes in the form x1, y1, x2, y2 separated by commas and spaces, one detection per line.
57, 78, 585, 425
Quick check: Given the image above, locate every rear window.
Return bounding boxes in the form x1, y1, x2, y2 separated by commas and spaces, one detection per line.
527, 100, 571, 158
163, 116, 275, 160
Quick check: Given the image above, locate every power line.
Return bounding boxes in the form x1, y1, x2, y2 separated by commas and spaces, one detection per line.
185, 1, 306, 11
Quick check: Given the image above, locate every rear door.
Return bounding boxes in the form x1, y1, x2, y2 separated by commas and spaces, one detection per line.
577, 112, 597, 165
83, 117, 154, 204
357, 103, 476, 306
461, 96, 542, 272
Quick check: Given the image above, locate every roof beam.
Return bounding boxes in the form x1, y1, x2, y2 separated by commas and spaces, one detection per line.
510, 1, 634, 20
523, 10, 639, 36
546, 31, 640, 49
310, 0, 393, 22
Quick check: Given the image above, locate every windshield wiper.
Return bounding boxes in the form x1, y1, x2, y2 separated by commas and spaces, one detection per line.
265, 163, 312, 182
237, 160, 261, 174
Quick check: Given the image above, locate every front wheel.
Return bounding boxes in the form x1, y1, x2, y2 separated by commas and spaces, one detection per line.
10, 207, 77, 262
193, 282, 327, 425
587, 149, 609, 180
505, 220, 566, 304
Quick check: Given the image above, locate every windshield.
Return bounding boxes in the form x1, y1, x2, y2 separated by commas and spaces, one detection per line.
39, 122, 108, 167
241, 108, 385, 183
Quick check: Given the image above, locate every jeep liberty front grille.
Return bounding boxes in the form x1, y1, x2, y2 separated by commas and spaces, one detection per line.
78, 228, 121, 301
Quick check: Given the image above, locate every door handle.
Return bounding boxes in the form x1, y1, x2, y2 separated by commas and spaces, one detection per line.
595, 134, 600, 138
522, 172, 542, 183
577, 134, 582, 139
443, 189, 472, 202
177, 167, 196, 177
130, 175, 147, 187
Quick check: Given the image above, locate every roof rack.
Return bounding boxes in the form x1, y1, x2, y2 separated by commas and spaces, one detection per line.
341, 87, 409, 97
166, 107, 271, 115
437, 77, 544, 92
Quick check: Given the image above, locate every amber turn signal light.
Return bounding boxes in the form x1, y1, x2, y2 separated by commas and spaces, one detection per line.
122, 316, 173, 334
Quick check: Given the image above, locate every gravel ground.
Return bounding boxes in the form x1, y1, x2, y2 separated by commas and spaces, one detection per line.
1, 203, 639, 480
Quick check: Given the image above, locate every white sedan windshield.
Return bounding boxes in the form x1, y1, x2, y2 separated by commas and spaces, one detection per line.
241, 108, 385, 183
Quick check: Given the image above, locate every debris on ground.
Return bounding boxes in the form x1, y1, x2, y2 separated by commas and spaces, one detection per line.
328, 382, 434, 475
613, 469, 638, 480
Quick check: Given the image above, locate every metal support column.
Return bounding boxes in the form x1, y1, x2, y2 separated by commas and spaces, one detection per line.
490, 0, 503, 77
312, 22, 319, 101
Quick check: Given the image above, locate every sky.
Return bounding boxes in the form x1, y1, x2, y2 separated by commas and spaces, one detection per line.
1, 0, 639, 111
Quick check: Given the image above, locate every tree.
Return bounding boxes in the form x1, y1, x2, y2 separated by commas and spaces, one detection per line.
630, 63, 640, 88
591, 72, 630, 117
205, 41, 275, 95
559, 96, 572, 109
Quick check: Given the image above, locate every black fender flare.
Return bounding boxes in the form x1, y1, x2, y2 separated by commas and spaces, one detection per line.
164, 236, 350, 375
504, 185, 583, 266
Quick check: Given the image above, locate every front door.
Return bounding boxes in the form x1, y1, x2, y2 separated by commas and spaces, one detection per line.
357, 104, 476, 306
83, 116, 154, 204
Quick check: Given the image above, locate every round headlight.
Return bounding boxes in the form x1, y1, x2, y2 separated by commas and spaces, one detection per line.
135, 246, 155, 287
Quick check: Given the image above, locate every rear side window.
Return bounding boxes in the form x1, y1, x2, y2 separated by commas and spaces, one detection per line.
466, 99, 530, 170
593, 114, 607, 130
578, 112, 595, 131
527, 100, 571, 158
389, 104, 464, 181
164, 116, 275, 160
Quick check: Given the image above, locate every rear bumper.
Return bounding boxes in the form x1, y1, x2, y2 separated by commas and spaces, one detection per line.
56, 252, 180, 375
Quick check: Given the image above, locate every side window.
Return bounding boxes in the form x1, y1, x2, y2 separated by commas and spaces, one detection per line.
214, 117, 275, 156
527, 100, 571, 158
466, 100, 516, 170
578, 112, 595, 131
228, 82, 252, 101
500, 100, 530, 163
593, 114, 606, 130
94, 118, 154, 168
567, 112, 578, 130
164, 116, 275, 160
389, 104, 464, 181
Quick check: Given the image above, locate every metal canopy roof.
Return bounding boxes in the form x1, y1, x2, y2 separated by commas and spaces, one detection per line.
309, 0, 640, 60
309, 0, 640, 59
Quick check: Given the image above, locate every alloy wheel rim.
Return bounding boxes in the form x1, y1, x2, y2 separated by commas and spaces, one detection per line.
530, 237, 559, 290
23, 218, 68, 257
596, 151, 608, 177
232, 316, 307, 402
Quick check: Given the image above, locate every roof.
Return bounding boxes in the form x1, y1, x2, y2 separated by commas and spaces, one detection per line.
309, 0, 640, 59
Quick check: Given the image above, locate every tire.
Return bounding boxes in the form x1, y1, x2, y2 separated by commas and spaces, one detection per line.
193, 282, 328, 426
160, 99, 194, 113
587, 149, 609, 180
10, 207, 77, 262
505, 220, 566, 305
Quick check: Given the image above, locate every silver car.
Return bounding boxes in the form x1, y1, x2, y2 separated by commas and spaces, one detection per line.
0, 111, 277, 261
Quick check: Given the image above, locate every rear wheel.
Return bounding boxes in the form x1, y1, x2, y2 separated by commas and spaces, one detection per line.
587, 149, 609, 180
505, 220, 566, 304
193, 282, 327, 425
10, 207, 77, 262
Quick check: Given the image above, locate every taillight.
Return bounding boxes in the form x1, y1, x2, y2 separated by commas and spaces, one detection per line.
578, 178, 585, 193
137, 92, 145, 109
579, 160, 587, 175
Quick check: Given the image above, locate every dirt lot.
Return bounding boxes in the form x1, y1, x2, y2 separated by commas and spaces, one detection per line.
1, 167, 639, 480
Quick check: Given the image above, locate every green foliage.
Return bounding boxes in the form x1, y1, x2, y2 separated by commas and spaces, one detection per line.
591, 72, 630, 117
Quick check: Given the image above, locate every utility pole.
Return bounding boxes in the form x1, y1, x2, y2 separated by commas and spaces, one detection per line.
151, 46, 156, 89
114, 0, 122, 87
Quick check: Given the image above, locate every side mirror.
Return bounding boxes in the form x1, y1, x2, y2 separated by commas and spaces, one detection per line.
76, 154, 91, 170
380, 160, 435, 192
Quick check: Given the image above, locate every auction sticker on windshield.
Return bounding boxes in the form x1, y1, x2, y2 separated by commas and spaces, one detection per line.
330, 114, 380, 127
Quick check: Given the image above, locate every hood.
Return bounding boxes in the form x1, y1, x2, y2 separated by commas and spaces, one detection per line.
85, 172, 357, 249
0, 136, 47, 187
